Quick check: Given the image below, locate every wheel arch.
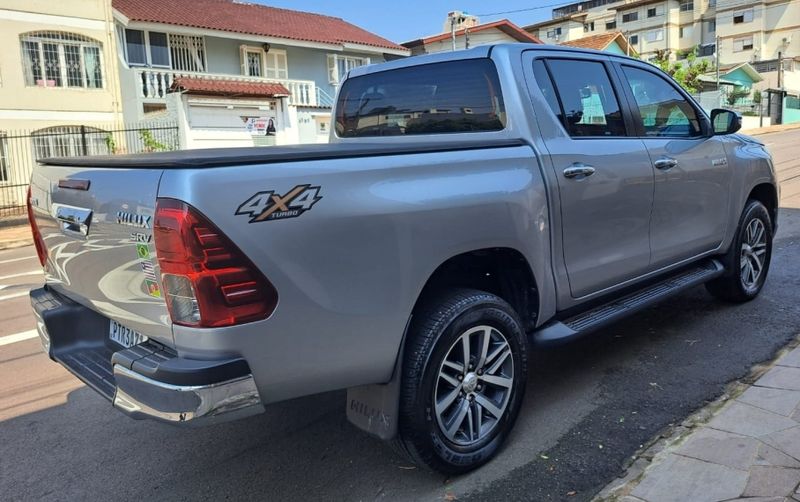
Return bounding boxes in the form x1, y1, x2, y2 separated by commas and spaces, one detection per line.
747, 182, 779, 228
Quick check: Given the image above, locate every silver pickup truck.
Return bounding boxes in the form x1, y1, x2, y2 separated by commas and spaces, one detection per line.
28, 44, 777, 474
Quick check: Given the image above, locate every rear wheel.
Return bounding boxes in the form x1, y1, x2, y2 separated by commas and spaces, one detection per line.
706, 200, 773, 302
394, 289, 527, 474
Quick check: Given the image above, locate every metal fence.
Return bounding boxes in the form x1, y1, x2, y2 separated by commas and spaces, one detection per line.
1, 122, 178, 219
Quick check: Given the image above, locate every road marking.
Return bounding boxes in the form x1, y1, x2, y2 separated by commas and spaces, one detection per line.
0, 329, 38, 347
0, 255, 36, 265
0, 270, 42, 281
0, 291, 28, 302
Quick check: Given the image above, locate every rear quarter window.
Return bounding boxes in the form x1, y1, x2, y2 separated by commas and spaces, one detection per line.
335, 59, 506, 137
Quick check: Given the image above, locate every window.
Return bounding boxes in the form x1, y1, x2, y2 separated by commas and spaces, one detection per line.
680, 0, 693, 12
31, 126, 110, 159
680, 26, 693, 39
168, 34, 205, 72
733, 9, 753, 24
547, 27, 563, 39
20, 32, 103, 89
622, 66, 702, 137
707, 20, 716, 33
0, 135, 8, 183
708, 0, 716, 7
647, 5, 664, 17
124, 29, 172, 68
606, 20, 617, 30
733, 36, 754, 52
545, 59, 627, 137
629, 34, 639, 45
148, 32, 169, 67
533, 60, 563, 126
622, 11, 639, 23
124, 29, 147, 65
645, 29, 664, 43
335, 59, 506, 137
327, 54, 369, 85
245, 50, 263, 77
584, 22, 595, 33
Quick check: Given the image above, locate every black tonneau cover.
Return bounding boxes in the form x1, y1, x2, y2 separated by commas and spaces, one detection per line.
40, 139, 526, 169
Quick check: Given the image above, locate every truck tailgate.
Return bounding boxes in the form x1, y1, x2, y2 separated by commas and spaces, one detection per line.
29, 164, 173, 346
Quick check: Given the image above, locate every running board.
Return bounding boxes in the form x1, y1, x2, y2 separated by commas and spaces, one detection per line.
532, 259, 725, 346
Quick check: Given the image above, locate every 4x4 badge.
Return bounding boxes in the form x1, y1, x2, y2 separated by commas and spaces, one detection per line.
236, 184, 322, 223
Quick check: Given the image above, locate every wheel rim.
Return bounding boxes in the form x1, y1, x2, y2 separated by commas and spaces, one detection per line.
740, 218, 767, 289
434, 325, 514, 447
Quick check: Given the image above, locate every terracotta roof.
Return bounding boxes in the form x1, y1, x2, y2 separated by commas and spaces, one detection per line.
559, 32, 637, 55
403, 19, 542, 47
169, 77, 291, 97
113, 0, 407, 52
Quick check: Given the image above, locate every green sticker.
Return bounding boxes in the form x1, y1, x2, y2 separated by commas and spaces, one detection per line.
136, 244, 150, 259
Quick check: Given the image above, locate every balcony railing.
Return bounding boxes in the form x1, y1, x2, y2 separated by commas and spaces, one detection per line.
135, 68, 326, 107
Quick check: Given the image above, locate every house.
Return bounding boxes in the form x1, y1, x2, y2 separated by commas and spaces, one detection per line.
559, 32, 638, 56
0, 0, 124, 212
111, 0, 409, 148
402, 12, 541, 56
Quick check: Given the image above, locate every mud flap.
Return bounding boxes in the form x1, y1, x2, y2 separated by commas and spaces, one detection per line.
345, 319, 409, 440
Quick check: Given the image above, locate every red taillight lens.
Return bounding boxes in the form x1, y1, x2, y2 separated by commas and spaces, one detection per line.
27, 186, 47, 267
153, 198, 278, 328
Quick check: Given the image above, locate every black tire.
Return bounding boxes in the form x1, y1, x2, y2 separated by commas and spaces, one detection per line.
394, 289, 528, 474
706, 199, 773, 303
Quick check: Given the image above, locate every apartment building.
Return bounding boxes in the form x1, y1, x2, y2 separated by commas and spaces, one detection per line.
525, 0, 799, 72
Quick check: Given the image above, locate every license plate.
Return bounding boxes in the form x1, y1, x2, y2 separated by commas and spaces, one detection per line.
109, 320, 148, 348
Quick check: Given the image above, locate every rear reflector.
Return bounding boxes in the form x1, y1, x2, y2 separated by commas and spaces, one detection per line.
27, 186, 47, 267
153, 198, 278, 328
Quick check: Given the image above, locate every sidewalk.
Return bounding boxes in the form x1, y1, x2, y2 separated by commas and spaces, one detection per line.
596, 340, 800, 502
747, 122, 800, 136
0, 224, 32, 250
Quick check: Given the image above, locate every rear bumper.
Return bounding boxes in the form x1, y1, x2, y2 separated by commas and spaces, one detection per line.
30, 286, 265, 426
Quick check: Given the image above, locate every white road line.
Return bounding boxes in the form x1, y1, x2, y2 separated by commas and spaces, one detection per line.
0, 255, 36, 265
0, 329, 38, 347
0, 291, 28, 302
0, 270, 42, 281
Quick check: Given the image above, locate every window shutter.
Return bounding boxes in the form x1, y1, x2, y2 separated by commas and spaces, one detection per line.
327, 54, 337, 84
240, 45, 248, 75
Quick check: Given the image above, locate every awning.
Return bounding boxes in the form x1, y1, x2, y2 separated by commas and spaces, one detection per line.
170, 77, 291, 98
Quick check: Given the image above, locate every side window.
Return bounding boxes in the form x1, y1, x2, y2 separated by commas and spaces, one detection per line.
532, 60, 563, 125
546, 60, 627, 137
621, 66, 703, 138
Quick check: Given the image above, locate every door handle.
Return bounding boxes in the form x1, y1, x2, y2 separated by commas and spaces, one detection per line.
54, 204, 93, 238
654, 157, 678, 170
563, 164, 596, 179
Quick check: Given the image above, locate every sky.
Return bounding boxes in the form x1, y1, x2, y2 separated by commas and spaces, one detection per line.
254, 1, 565, 44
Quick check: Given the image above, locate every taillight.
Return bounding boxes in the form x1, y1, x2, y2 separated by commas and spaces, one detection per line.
153, 198, 278, 328
27, 186, 47, 267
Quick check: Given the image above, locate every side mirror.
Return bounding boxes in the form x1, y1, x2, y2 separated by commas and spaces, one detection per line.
710, 109, 742, 135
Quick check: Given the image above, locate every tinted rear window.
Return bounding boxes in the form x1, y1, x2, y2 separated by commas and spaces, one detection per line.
335, 59, 506, 137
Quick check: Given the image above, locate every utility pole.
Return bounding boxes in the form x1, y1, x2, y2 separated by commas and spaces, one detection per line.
451, 16, 457, 51
715, 35, 720, 91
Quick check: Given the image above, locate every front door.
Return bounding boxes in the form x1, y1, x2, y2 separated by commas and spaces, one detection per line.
615, 63, 731, 267
532, 58, 655, 298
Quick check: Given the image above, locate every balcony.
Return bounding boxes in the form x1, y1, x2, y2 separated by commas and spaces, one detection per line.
134, 68, 334, 107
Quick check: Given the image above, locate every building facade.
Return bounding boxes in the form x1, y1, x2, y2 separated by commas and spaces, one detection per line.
0, 0, 125, 210
112, 0, 408, 149
525, 0, 799, 70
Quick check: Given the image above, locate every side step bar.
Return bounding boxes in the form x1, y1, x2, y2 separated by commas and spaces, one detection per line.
532, 259, 725, 346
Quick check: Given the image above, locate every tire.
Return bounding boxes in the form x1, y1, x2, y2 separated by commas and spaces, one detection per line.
394, 289, 528, 474
706, 199, 773, 303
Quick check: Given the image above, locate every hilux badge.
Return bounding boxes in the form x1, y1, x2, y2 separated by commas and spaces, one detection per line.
116, 211, 151, 229
236, 184, 322, 223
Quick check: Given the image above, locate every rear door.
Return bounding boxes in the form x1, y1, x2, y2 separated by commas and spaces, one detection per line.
614, 62, 731, 268
29, 164, 173, 345
530, 56, 655, 298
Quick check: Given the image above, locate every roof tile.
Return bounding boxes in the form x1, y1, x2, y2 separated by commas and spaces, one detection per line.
170, 77, 291, 97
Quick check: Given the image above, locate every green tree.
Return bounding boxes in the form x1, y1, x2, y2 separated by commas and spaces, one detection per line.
651, 48, 711, 94
138, 129, 168, 152
726, 88, 751, 107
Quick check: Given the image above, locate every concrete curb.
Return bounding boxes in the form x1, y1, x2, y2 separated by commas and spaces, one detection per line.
748, 123, 800, 136
593, 333, 800, 501
0, 239, 33, 251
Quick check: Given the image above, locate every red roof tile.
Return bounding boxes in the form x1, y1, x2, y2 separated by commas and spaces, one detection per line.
403, 19, 542, 47
170, 77, 291, 97
559, 32, 637, 55
113, 0, 407, 52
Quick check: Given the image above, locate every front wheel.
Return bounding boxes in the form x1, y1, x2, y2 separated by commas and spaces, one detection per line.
706, 199, 773, 302
394, 289, 528, 474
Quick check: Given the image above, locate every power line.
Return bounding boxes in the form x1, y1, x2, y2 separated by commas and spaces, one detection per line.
473, 2, 577, 17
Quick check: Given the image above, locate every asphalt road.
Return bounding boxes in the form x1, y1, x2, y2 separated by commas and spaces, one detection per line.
2, 129, 800, 502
